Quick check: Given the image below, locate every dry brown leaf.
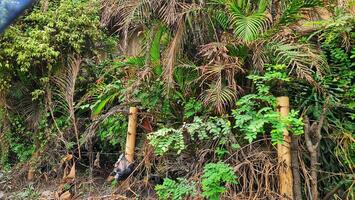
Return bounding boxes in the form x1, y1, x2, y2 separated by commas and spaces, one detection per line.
67, 163, 76, 179
59, 191, 71, 200
62, 165, 69, 180
61, 154, 73, 164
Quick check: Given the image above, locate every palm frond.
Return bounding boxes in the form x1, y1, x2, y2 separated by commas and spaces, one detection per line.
140, 23, 165, 78
230, 12, 270, 42
184, 3, 216, 47
159, 0, 179, 26
53, 57, 80, 118
101, 0, 152, 29
250, 41, 268, 71
162, 19, 185, 91
279, 0, 322, 25
173, 63, 199, 94
212, 0, 271, 42
52, 56, 82, 157
266, 41, 327, 88
214, 10, 231, 30
201, 84, 238, 114
4, 81, 44, 130
314, 13, 354, 52
198, 42, 244, 88
198, 42, 244, 113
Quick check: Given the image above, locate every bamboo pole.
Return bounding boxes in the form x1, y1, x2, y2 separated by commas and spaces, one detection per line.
277, 96, 293, 199
27, 149, 39, 181
125, 107, 138, 163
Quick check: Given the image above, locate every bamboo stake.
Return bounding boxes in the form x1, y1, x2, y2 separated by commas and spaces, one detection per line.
125, 107, 138, 163
27, 149, 39, 181
277, 96, 294, 199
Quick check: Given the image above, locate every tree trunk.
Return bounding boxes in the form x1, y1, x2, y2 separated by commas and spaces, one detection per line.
310, 151, 318, 200
277, 96, 294, 199
291, 134, 302, 200
304, 103, 327, 200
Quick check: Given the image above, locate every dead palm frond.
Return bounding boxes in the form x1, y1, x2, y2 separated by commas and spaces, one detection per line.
4, 82, 44, 130
101, 0, 153, 29
198, 42, 244, 88
198, 42, 243, 66
101, 0, 185, 30
159, 0, 179, 26
250, 41, 268, 71
266, 40, 327, 88
101, 0, 205, 29
201, 83, 238, 114
162, 19, 185, 91
198, 42, 244, 113
52, 56, 82, 158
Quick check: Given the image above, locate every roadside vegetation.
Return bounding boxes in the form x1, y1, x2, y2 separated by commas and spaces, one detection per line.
0, 0, 354, 199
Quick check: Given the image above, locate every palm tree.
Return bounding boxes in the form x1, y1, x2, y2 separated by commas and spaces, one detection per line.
101, 0, 214, 91
100, 0, 327, 114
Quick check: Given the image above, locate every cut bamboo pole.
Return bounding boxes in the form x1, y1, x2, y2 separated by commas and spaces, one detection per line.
125, 107, 138, 163
277, 96, 294, 199
27, 149, 39, 181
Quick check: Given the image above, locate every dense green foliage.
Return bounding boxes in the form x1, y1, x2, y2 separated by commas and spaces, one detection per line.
0, 0, 354, 199
148, 115, 235, 156
155, 178, 196, 200
0, 0, 105, 90
0, 0, 113, 167
201, 162, 237, 200
233, 65, 304, 143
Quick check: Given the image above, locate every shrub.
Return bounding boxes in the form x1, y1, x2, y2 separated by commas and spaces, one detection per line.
201, 162, 237, 200
155, 178, 195, 200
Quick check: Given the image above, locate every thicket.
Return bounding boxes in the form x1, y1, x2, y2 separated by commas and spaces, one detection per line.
0, 0, 354, 199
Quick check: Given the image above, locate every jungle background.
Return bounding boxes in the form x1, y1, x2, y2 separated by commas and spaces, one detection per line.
0, 0, 354, 199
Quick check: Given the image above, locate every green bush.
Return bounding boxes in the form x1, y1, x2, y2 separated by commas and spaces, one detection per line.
97, 114, 128, 147
148, 128, 185, 156
201, 162, 237, 200
155, 178, 195, 200
232, 65, 304, 144
148, 116, 232, 156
